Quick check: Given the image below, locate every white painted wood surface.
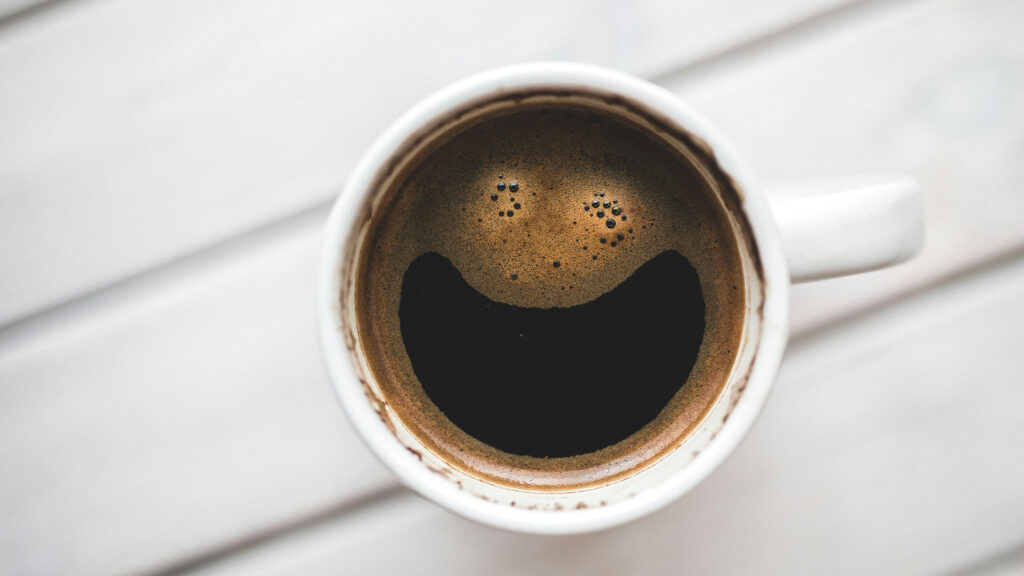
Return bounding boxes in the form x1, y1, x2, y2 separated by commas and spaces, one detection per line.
186, 252, 1024, 576
668, 0, 1024, 333
0, 1, 863, 574
0, 216, 396, 575
0, 0, 852, 327
1, 0, 1022, 574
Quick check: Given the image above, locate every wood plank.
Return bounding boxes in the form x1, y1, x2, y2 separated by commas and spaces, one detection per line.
664, 0, 1024, 333
0, 216, 397, 576
184, 231, 1024, 576
0, 0, 850, 327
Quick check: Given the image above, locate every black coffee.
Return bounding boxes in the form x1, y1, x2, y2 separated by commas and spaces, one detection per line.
400, 251, 704, 457
353, 95, 747, 489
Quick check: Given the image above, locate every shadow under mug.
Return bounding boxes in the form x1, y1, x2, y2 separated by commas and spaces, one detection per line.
318, 63, 923, 534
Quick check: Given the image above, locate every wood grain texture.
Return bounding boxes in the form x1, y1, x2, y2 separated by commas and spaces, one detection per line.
0, 217, 396, 576
2, 0, 1022, 574
666, 0, 1024, 333
0, 0, 850, 327
186, 247, 1024, 576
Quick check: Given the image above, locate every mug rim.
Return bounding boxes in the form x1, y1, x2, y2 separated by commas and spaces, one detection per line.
318, 62, 790, 533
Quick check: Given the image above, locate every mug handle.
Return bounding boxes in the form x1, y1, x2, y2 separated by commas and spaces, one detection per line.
766, 175, 924, 283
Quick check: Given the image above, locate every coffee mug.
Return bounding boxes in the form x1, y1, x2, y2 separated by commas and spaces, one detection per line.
318, 63, 923, 533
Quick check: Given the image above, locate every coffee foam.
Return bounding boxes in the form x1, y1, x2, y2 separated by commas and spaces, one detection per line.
354, 99, 746, 490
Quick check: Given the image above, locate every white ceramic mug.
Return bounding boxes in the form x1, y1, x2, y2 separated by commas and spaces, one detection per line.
318, 63, 923, 534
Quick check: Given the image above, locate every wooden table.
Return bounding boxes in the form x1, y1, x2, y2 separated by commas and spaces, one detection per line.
1, 0, 1022, 574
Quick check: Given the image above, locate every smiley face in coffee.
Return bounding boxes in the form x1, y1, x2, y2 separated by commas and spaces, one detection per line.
355, 99, 746, 489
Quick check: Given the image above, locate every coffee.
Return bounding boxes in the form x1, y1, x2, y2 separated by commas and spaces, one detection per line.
400, 250, 704, 457
353, 96, 746, 489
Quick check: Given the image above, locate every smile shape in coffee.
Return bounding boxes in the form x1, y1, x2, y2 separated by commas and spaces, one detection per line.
355, 100, 746, 489
400, 250, 703, 457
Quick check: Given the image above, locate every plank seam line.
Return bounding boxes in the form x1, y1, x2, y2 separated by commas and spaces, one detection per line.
939, 541, 1024, 576
0, 200, 332, 352
650, 0, 931, 87
0, 0, 81, 31
789, 244, 1024, 345
143, 485, 407, 576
